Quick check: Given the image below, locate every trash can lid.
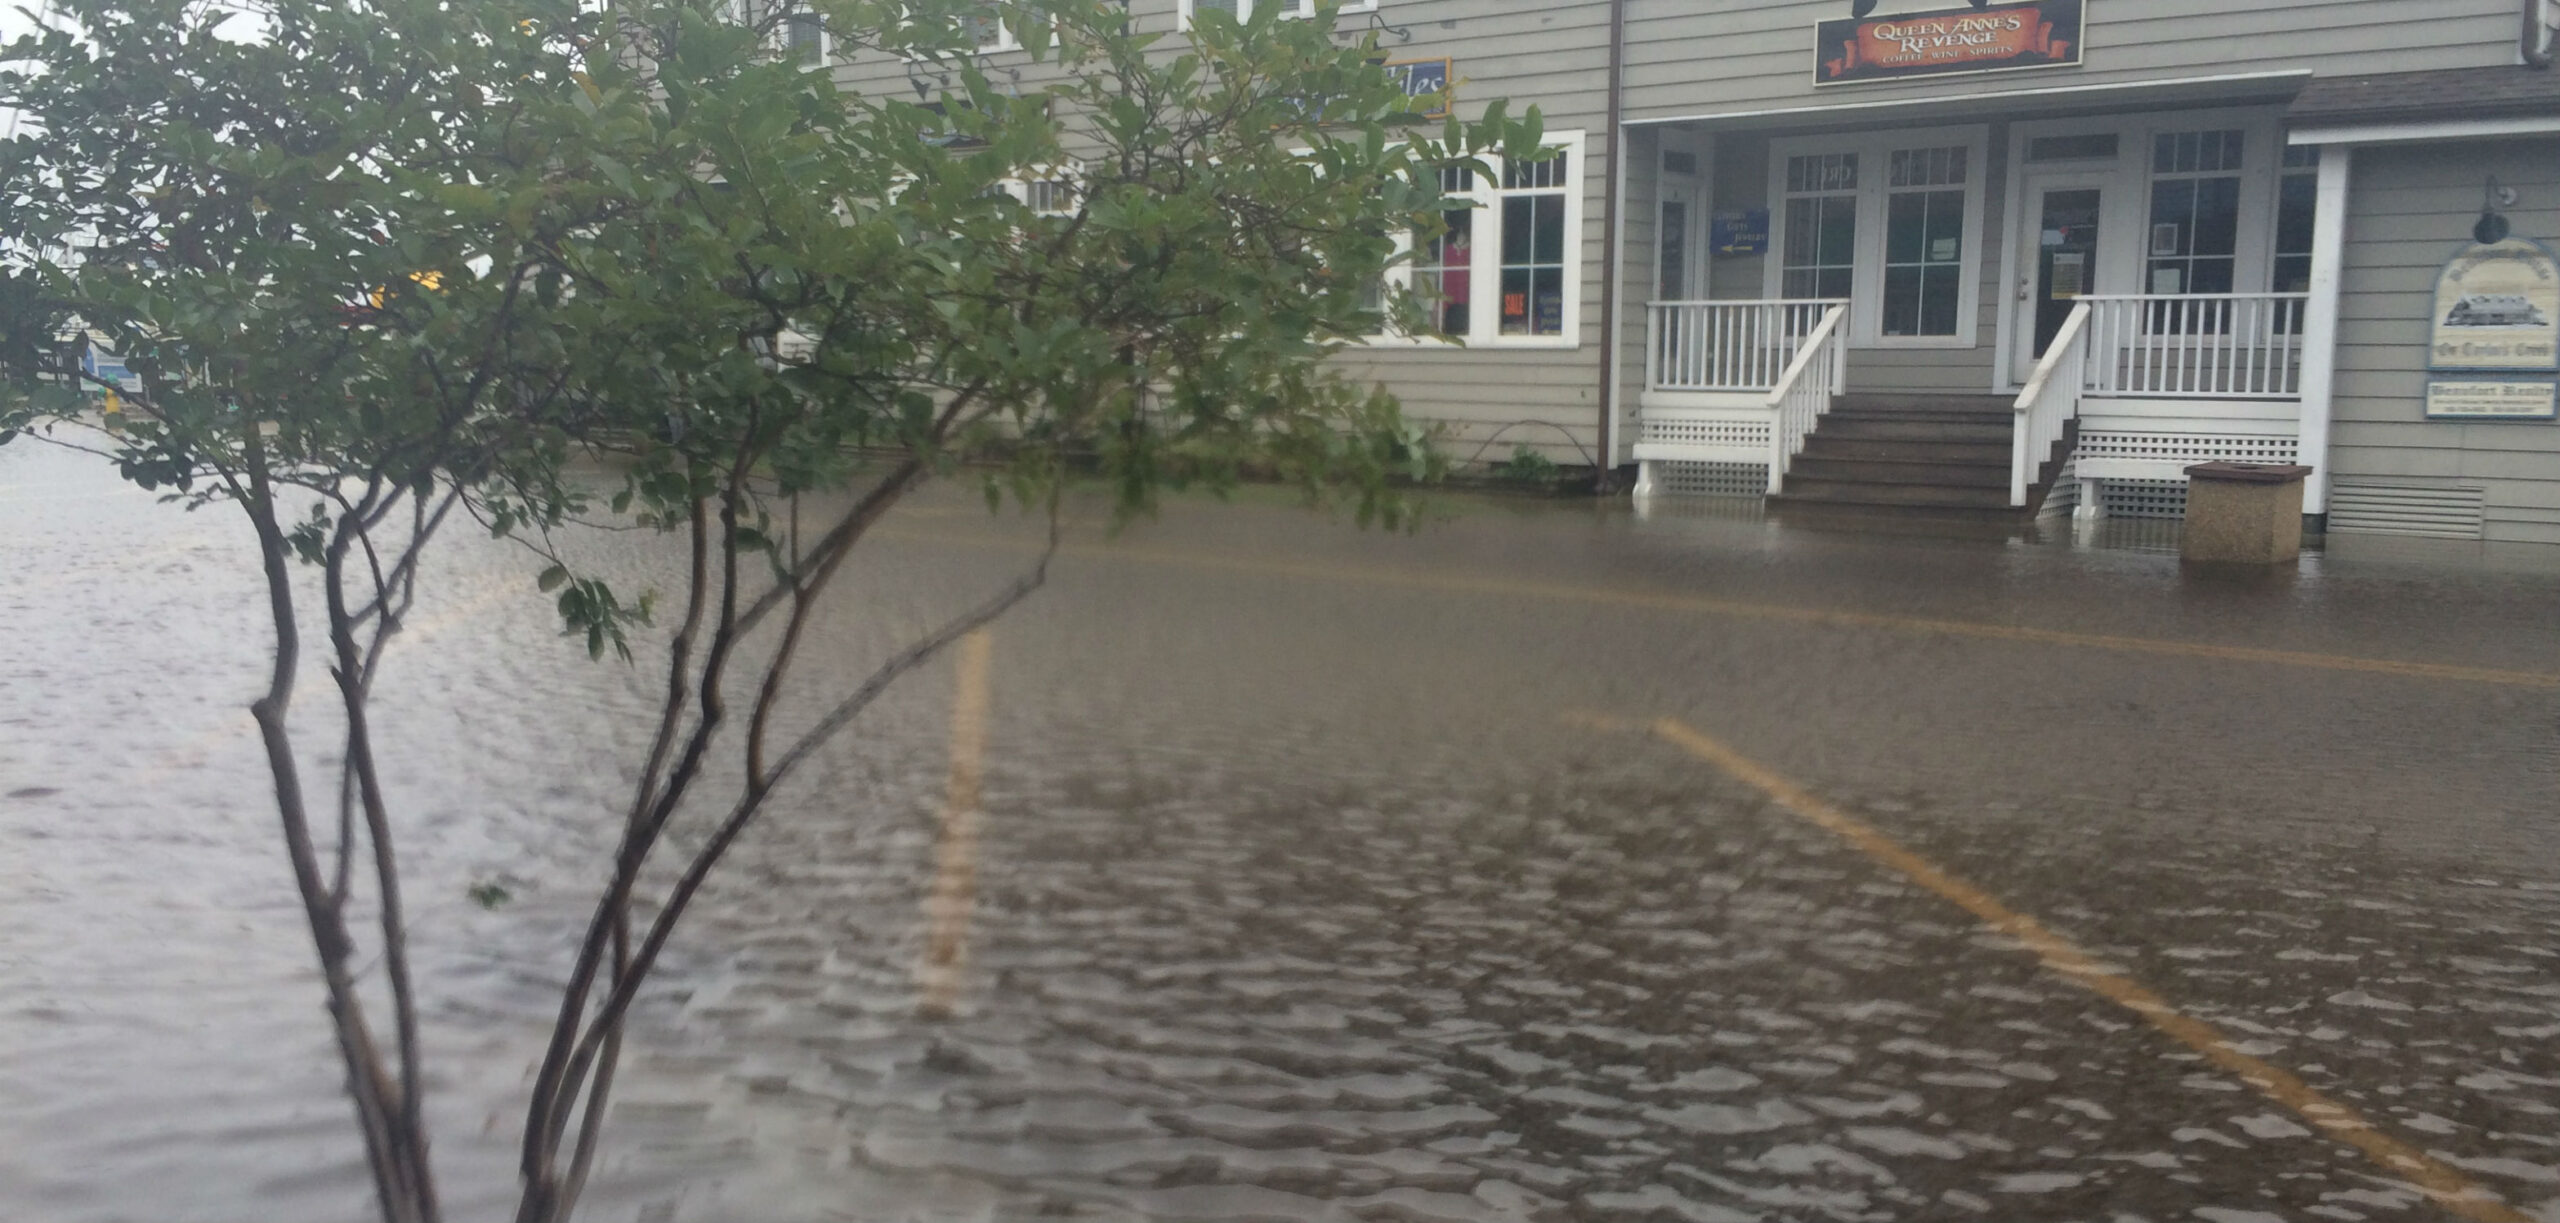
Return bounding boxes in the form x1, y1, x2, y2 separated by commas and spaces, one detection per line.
2184, 462, 2312, 483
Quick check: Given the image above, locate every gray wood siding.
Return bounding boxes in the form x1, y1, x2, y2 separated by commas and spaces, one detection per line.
811, 0, 1624, 468
1622, 0, 2530, 124
2331, 139, 2560, 545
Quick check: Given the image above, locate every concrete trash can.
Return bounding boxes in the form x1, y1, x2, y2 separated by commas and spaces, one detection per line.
2183, 463, 2311, 564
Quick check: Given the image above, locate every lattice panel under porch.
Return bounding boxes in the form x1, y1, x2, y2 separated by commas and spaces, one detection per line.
2097, 479, 2190, 519
1639, 417, 1773, 451
1651, 461, 1771, 497
2075, 431, 2299, 467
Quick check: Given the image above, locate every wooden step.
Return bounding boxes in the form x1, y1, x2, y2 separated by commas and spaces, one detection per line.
1830, 393, 2015, 413
1809, 416, 2012, 444
1798, 436, 2011, 464
1775, 477, 2013, 508
1823, 407, 2013, 427
1787, 456, 2009, 487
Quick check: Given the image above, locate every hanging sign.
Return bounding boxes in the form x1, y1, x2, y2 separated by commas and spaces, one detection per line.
2427, 236, 2560, 419
2428, 238, 2560, 371
1814, 0, 2083, 87
1381, 58, 1452, 120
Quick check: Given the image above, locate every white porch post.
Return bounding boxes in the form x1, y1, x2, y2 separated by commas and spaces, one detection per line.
2296, 144, 2353, 517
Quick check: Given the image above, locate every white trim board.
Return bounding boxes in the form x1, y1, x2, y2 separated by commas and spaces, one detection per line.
1626, 72, 2313, 132
2289, 115, 2560, 147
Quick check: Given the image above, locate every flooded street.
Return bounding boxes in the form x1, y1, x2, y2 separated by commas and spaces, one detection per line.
6, 438, 2560, 1223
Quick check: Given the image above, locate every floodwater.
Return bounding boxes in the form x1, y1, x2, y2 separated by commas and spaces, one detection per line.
5, 437, 2560, 1223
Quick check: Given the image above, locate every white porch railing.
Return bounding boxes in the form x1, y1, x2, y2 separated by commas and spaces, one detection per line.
1649, 299, 1843, 392
2013, 302, 2090, 508
1765, 304, 1848, 494
2079, 293, 2310, 399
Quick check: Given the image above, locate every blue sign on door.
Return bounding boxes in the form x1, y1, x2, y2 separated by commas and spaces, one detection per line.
1382, 58, 1452, 119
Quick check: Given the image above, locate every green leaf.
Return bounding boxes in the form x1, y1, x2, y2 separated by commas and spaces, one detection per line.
537, 563, 569, 592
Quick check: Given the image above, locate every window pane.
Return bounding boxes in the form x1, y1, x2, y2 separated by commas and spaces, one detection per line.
1501, 196, 1530, 266
1193, 0, 1239, 17
1783, 269, 1818, 298
1920, 265, 1961, 335
1658, 201, 1687, 300
1532, 266, 1563, 335
1882, 265, 1920, 337
2190, 258, 2235, 295
1923, 190, 1963, 263
1817, 196, 1856, 266
1816, 266, 1853, 299
2273, 254, 2311, 295
2193, 177, 2239, 257
1886, 193, 1924, 264
1784, 198, 1820, 265
1532, 196, 1565, 265
2276, 174, 2318, 257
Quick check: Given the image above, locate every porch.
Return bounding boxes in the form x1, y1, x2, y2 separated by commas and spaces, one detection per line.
1633, 294, 2312, 518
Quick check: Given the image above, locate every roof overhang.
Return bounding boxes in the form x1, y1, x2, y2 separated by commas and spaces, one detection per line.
1626, 70, 2314, 135
2289, 113, 2560, 146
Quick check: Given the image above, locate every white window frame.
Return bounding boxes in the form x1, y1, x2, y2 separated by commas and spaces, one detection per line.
1180, 0, 1376, 31
1764, 124, 1990, 350
1361, 130, 1588, 350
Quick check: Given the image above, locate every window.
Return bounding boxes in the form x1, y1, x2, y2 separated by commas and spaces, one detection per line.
1362, 133, 1584, 347
1415, 166, 1474, 336
962, 4, 1018, 51
1499, 151, 1570, 336
1181, 0, 1375, 29
784, 6, 827, 63
2146, 129, 2244, 297
1780, 152, 1857, 300
1880, 146, 1967, 337
2272, 145, 2318, 295
1767, 127, 1987, 347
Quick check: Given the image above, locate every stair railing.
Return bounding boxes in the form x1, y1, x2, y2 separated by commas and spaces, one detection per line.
1763, 303, 1850, 495
2011, 301, 2091, 508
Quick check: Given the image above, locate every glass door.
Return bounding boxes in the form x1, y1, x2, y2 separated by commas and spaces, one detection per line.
1657, 184, 1698, 302
2012, 179, 2105, 382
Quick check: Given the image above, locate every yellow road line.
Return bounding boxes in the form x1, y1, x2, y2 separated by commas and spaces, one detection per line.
917, 629, 994, 1019
1635, 714, 2529, 1223
874, 529, 2560, 691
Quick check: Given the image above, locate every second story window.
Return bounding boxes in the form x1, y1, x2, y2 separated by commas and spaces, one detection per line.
963, 5, 1019, 51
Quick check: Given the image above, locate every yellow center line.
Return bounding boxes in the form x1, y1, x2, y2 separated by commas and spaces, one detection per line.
873, 528, 2560, 690
917, 628, 994, 1019
1622, 713, 2529, 1223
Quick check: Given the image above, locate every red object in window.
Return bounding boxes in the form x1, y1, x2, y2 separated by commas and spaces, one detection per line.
1504, 293, 1526, 317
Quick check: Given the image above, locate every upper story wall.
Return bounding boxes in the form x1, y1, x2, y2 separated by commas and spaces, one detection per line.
1622, 0, 2537, 124
810, 0, 1618, 136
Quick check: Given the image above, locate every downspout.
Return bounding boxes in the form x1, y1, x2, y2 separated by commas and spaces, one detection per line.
2529, 0, 2554, 68
1593, 0, 1630, 490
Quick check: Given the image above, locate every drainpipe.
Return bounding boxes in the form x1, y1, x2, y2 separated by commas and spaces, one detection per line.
2530, 0, 2554, 68
1593, 0, 1630, 491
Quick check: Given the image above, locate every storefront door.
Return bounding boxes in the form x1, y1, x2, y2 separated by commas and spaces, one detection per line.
2011, 174, 2109, 383
1657, 183, 1700, 302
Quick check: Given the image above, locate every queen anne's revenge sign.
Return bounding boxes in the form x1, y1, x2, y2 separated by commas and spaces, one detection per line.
2427, 237, 2560, 420
1815, 0, 2083, 86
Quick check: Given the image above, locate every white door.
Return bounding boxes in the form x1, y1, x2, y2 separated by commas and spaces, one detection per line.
1657, 183, 1701, 303
2009, 170, 2115, 383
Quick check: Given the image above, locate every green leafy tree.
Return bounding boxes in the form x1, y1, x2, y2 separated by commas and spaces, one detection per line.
0, 0, 1536, 1218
